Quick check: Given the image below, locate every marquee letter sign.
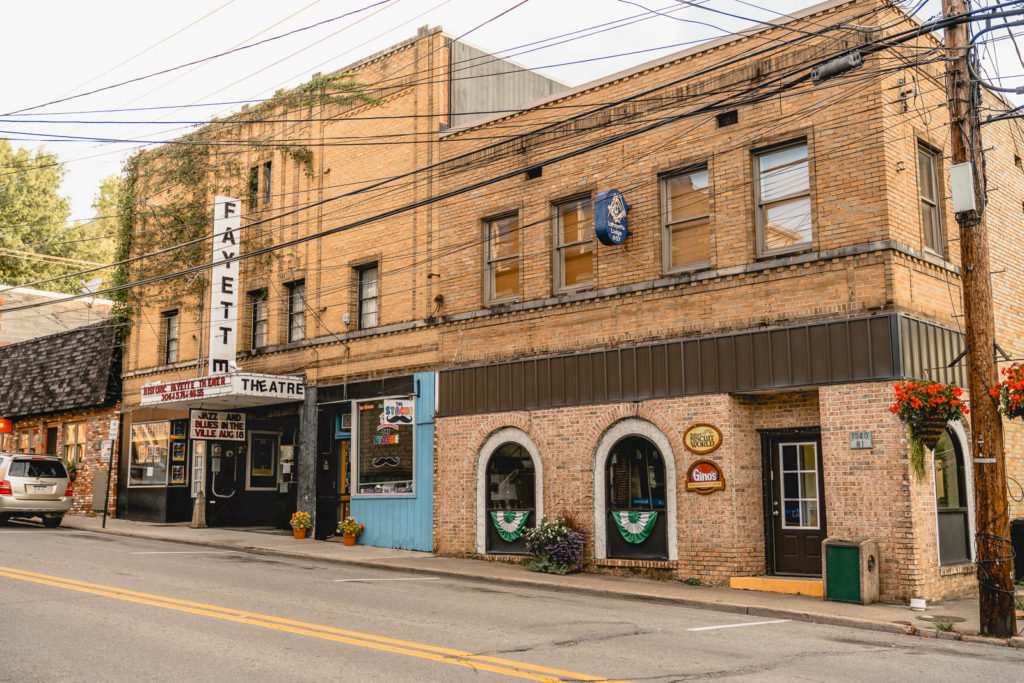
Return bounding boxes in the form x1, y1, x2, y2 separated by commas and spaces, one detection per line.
686, 459, 724, 494
594, 189, 630, 245
208, 196, 241, 376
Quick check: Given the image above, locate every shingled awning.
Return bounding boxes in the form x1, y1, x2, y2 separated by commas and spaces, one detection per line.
0, 321, 121, 420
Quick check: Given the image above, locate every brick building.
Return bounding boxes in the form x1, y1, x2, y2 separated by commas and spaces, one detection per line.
425, 0, 1024, 602
116, 0, 1024, 601
0, 322, 122, 517
116, 27, 563, 544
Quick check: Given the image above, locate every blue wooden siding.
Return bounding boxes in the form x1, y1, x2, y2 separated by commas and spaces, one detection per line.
350, 372, 434, 551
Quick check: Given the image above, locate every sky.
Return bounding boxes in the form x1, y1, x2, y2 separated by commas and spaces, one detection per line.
0, 0, 1001, 220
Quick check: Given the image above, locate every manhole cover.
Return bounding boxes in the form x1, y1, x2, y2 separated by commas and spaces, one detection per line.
930, 615, 965, 623
916, 615, 935, 622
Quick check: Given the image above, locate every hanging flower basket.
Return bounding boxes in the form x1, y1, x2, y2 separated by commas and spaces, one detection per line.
889, 380, 968, 478
989, 363, 1024, 420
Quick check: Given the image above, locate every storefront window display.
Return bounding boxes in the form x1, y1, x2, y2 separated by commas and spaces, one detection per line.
129, 421, 171, 486
354, 398, 414, 494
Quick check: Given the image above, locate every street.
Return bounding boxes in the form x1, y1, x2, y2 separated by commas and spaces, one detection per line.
1, 523, 1021, 681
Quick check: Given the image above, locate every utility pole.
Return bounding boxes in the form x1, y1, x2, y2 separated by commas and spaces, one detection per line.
941, 0, 1016, 638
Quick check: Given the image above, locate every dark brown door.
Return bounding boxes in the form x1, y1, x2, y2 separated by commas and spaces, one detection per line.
768, 436, 826, 575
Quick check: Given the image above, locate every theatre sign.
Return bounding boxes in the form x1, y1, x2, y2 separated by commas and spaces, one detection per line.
140, 372, 304, 409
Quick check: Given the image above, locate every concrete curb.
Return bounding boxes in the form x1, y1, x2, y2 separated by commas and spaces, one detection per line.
63, 521, 1021, 650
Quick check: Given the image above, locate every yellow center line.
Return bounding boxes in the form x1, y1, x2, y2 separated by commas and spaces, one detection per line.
0, 566, 627, 683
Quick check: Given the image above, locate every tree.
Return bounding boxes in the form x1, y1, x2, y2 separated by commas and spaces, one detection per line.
0, 138, 117, 294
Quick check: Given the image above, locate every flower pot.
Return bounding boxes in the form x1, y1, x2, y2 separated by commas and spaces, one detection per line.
293, 527, 307, 539
343, 533, 356, 546
914, 418, 948, 450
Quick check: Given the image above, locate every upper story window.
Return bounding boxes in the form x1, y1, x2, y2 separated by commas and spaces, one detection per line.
662, 166, 711, 272
262, 160, 273, 205
162, 310, 179, 364
755, 141, 811, 255
918, 143, 943, 254
286, 280, 305, 343
249, 288, 269, 349
485, 214, 520, 303
358, 264, 379, 330
553, 197, 594, 292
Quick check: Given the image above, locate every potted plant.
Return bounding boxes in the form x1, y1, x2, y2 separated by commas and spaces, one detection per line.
63, 458, 77, 483
889, 380, 968, 479
521, 515, 587, 574
990, 363, 1024, 419
290, 511, 312, 539
337, 516, 364, 546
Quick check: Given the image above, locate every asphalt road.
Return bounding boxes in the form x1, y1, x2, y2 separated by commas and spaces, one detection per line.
2, 521, 1022, 682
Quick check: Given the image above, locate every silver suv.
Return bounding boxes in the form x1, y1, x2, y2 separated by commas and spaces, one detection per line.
0, 453, 73, 527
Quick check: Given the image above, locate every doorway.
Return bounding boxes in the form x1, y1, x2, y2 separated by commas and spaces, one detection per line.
205, 440, 241, 525
934, 429, 971, 565
764, 431, 826, 575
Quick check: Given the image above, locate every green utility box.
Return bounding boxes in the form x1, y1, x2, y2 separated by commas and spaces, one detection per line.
822, 538, 879, 605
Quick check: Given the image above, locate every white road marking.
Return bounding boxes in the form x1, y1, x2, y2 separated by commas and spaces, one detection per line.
131, 551, 240, 555
333, 577, 440, 582
687, 619, 790, 631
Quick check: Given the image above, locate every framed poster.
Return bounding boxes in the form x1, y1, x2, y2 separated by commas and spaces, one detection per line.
171, 441, 186, 462
170, 465, 186, 485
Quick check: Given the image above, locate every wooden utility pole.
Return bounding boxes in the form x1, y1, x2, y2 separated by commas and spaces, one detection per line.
941, 0, 1016, 638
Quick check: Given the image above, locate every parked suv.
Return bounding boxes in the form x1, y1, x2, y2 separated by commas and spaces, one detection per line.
0, 453, 73, 527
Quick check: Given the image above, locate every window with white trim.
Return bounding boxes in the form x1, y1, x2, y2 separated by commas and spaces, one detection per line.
286, 280, 305, 342
755, 141, 811, 255
661, 166, 711, 271
918, 143, 943, 253
63, 422, 86, 467
162, 310, 179, 364
485, 214, 520, 303
357, 264, 379, 330
553, 197, 594, 291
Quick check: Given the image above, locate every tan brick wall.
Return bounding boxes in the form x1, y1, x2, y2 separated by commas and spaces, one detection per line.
435, 382, 972, 601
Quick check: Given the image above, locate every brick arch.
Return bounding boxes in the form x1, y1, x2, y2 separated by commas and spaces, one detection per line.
474, 425, 544, 555
590, 415, 680, 561
585, 403, 686, 458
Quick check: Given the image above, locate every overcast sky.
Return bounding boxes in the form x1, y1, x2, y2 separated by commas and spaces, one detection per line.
0, 1, 996, 219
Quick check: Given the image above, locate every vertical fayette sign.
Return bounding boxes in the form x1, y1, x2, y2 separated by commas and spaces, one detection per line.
208, 196, 241, 375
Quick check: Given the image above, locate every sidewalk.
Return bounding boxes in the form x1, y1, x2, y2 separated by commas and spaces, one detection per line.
61, 515, 1022, 649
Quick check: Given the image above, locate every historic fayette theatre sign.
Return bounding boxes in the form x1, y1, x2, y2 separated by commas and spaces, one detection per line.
594, 189, 631, 245
209, 196, 241, 375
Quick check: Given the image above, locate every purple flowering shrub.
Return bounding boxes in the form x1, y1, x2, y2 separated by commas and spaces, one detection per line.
522, 516, 587, 574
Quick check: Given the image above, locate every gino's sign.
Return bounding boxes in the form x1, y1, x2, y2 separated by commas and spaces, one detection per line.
686, 459, 724, 494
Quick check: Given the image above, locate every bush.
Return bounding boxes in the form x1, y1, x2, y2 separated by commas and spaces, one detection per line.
522, 516, 586, 574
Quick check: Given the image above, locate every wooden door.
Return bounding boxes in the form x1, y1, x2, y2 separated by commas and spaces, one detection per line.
769, 437, 826, 575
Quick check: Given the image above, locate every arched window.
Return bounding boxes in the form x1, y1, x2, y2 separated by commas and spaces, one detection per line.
605, 436, 668, 559
934, 430, 971, 565
484, 442, 536, 554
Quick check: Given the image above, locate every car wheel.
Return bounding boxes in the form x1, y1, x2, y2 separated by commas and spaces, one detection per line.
42, 516, 63, 528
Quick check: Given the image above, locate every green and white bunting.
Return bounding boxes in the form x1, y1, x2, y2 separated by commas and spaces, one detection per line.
611, 510, 658, 544
490, 510, 530, 542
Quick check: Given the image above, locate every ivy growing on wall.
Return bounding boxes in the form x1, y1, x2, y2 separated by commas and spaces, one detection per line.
113, 71, 379, 336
